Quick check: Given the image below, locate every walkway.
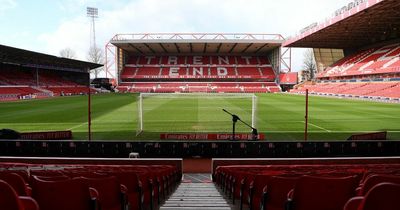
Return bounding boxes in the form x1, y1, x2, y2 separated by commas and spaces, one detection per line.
160, 174, 234, 210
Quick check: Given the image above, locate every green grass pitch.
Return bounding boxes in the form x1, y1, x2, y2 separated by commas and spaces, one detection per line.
0, 93, 399, 141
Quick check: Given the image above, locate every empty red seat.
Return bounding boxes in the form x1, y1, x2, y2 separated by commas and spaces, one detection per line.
31, 176, 97, 210
359, 182, 400, 210
0, 180, 25, 210
260, 176, 298, 210
287, 176, 358, 210
345, 182, 400, 210
356, 174, 400, 195
112, 172, 142, 210
0, 172, 31, 196
76, 176, 126, 210
31, 175, 70, 182
0, 180, 39, 210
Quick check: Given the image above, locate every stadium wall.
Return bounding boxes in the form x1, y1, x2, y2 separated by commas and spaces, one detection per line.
1, 140, 399, 158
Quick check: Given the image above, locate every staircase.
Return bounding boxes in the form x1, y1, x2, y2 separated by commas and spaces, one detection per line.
160, 174, 234, 210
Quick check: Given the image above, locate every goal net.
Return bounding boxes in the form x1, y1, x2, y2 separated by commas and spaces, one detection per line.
136, 93, 258, 136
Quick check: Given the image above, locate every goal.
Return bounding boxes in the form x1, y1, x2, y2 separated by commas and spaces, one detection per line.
136, 93, 258, 136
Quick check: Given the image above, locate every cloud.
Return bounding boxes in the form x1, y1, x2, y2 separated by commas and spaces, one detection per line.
37, 0, 350, 74
38, 17, 90, 59
0, 0, 17, 13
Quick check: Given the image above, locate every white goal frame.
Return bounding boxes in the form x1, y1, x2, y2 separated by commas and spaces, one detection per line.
136, 92, 258, 136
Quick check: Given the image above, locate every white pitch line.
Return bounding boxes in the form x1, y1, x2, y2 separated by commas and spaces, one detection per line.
302, 121, 331, 132
68, 122, 87, 130
144, 130, 400, 133
264, 130, 400, 133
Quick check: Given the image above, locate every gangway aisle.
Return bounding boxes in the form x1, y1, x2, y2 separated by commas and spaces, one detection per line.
160, 174, 235, 210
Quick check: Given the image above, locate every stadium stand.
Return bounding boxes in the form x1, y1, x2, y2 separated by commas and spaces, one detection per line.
291, 81, 400, 99
118, 55, 280, 93
290, 43, 400, 100
119, 81, 280, 93
213, 158, 400, 210
285, 0, 400, 101
0, 67, 95, 100
0, 159, 181, 210
0, 44, 101, 101
318, 43, 400, 79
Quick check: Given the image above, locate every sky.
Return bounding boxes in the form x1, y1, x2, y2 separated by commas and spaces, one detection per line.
0, 0, 351, 76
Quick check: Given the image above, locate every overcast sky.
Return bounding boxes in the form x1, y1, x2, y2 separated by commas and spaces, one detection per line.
0, 0, 351, 75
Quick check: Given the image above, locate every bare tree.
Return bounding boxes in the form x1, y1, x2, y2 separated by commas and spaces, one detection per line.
87, 46, 104, 78
59, 48, 77, 59
302, 49, 317, 80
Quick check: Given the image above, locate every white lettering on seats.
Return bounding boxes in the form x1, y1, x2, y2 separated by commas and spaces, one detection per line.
145, 56, 155, 64
168, 56, 178, 65
217, 67, 228, 76
193, 67, 203, 76
169, 67, 179, 76
193, 56, 203, 65
241, 56, 252, 64
218, 56, 230, 64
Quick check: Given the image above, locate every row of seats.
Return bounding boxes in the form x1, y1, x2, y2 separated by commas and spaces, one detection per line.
214, 163, 400, 210
128, 55, 271, 65
318, 43, 400, 78
0, 87, 42, 95
0, 86, 95, 101
121, 56, 276, 84
45, 86, 96, 96
121, 67, 275, 80
0, 163, 180, 210
117, 82, 281, 93
290, 82, 400, 99
0, 68, 94, 101
0, 69, 79, 86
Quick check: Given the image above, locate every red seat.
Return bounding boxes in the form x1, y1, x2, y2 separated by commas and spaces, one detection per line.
357, 174, 400, 195
249, 174, 271, 210
0, 172, 31, 196
31, 176, 97, 210
0, 180, 25, 210
0, 180, 39, 210
359, 182, 400, 210
112, 172, 142, 210
76, 176, 126, 210
261, 176, 298, 210
345, 182, 400, 210
31, 175, 70, 182
287, 176, 358, 210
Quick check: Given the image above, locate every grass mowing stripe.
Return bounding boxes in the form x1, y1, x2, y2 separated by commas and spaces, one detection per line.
1, 93, 400, 140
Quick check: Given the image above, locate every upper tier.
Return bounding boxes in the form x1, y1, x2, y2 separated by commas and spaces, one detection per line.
318, 43, 400, 79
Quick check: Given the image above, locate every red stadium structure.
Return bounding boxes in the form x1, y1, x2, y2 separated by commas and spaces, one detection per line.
2, 1, 400, 210
286, 0, 400, 101
0, 45, 101, 101
105, 33, 293, 93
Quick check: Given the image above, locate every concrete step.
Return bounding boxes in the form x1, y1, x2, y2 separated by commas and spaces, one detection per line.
160, 175, 234, 210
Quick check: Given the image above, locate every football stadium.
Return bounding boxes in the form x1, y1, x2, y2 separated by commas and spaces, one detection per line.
0, 0, 400, 210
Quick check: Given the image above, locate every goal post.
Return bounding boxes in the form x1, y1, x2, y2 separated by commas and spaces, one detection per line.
252, 94, 257, 128
136, 93, 144, 136
136, 92, 258, 136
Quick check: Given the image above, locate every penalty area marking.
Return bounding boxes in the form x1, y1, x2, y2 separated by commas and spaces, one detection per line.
301, 121, 331, 132
68, 122, 88, 130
